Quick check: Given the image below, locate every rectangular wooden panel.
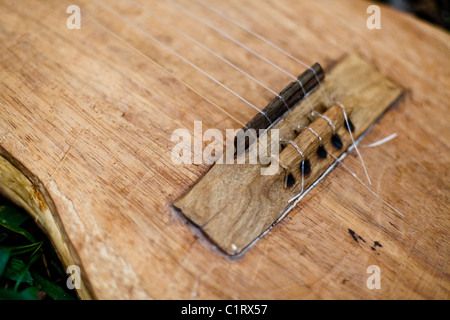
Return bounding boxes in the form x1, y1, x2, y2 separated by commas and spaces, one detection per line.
174, 55, 403, 255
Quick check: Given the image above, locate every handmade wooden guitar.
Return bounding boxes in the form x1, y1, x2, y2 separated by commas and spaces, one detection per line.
0, 0, 448, 299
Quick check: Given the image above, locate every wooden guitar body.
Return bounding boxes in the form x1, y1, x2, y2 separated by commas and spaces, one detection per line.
0, 0, 448, 299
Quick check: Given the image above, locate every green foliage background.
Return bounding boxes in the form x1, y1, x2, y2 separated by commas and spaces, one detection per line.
0, 195, 78, 300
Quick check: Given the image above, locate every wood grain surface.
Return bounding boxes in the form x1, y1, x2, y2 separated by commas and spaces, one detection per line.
0, 0, 449, 299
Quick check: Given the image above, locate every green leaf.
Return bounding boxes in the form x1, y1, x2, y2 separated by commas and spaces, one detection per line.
14, 250, 42, 291
0, 224, 35, 244
0, 206, 35, 242
0, 248, 10, 276
3, 258, 33, 285
1, 241, 43, 256
0, 231, 7, 243
0, 286, 39, 300
0, 226, 35, 243
32, 271, 76, 300
0, 205, 29, 227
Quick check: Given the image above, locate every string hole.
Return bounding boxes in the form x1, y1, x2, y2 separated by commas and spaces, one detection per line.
345, 119, 355, 133
301, 159, 311, 175
280, 143, 286, 151
285, 173, 295, 188
331, 134, 343, 149
317, 145, 327, 159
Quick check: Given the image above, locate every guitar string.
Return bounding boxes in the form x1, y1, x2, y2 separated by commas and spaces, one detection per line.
311, 111, 336, 133
70, 3, 248, 128
93, 0, 373, 196
166, 0, 316, 113
280, 138, 305, 202
290, 128, 404, 217
166, 0, 372, 185
251, 142, 404, 259
202, 0, 372, 185
335, 101, 371, 185
64, 2, 401, 224
193, 0, 331, 105
129, 0, 329, 126
129, 0, 290, 112
361, 133, 398, 148
194, 0, 372, 185
299, 125, 322, 142
328, 152, 404, 217
92, 0, 273, 124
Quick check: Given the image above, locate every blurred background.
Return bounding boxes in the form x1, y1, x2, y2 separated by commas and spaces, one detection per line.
376, 0, 450, 30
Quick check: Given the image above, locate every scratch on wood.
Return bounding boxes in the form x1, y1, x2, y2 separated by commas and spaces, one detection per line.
49, 129, 84, 179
